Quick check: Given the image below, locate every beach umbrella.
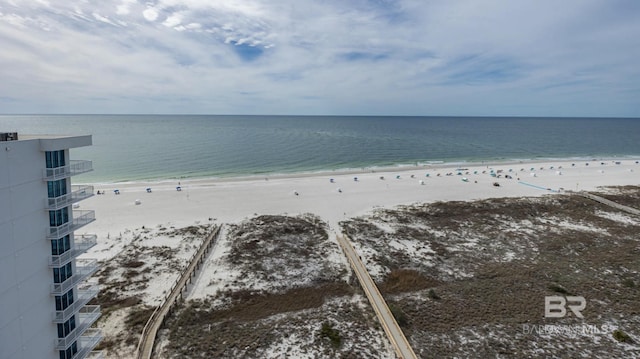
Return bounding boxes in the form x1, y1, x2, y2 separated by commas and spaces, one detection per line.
337, 188, 342, 193
419, 180, 424, 185
462, 177, 469, 182
353, 177, 358, 181
146, 187, 152, 193
135, 199, 141, 205
330, 178, 335, 183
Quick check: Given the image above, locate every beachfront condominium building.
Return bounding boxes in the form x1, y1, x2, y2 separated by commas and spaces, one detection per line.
0, 133, 102, 359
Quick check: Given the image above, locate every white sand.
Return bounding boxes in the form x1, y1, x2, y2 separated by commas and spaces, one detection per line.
80, 159, 640, 253
80, 158, 640, 295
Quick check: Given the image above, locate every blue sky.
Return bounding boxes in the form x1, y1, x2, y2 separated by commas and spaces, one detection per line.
0, 0, 639, 116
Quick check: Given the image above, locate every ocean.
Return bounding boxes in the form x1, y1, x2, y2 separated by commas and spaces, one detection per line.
1, 115, 639, 183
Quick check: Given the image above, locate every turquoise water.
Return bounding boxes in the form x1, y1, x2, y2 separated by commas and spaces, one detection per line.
1, 115, 639, 183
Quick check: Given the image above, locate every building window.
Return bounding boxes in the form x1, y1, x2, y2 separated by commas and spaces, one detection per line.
56, 315, 76, 339
51, 235, 71, 256
47, 179, 68, 198
58, 341, 78, 359
55, 289, 75, 311
53, 262, 73, 284
49, 208, 70, 227
46, 150, 66, 169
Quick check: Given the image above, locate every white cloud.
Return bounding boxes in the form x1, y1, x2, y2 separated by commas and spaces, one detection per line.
116, 0, 136, 15
142, 8, 159, 22
0, 0, 638, 116
162, 13, 182, 28
92, 12, 118, 27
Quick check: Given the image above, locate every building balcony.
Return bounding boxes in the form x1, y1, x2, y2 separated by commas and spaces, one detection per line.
51, 259, 98, 295
49, 234, 97, 268
53, 284, 99, 323
44, 160, 93, 181
47, 185, 94, 210
54, 307, 101, 350
47, 210, 96, 240
75, 330, 103, 359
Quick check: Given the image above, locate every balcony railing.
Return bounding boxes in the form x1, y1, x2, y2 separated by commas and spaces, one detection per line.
51, 259, 98, 295
44, 160, 93, 181
53, 284, 99, 323
75, 330, 103, 359
47, 211, 95, 240
49, 235, 97, 268
54, 307, 101, 350
47, 185, 94, 210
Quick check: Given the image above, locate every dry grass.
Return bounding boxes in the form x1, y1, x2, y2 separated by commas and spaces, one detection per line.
592, 185, 640, 208
159, 214, 390, 358
93, 224, 212, 355
342, 190, 640, 358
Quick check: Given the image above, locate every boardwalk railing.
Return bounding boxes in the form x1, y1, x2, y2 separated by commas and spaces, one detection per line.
337, 234, 417, 359
136, 226, 221, 359
572, 191, 640, 216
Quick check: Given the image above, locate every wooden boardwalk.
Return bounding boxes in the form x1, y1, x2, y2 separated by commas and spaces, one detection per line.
136, 226, 221, 359
337, 234, 417, 359
574, 191, 640, 216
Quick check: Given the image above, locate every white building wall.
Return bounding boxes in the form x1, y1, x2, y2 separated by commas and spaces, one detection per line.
0, 135, 96, 359
1, 138, 57, 359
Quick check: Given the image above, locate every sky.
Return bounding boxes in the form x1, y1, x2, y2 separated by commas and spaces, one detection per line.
1, 0, 639, 117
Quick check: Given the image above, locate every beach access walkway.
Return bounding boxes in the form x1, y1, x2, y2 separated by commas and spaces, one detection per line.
336, 234, 418, 359
574, 191, 640, 216
136, 226, 221, 359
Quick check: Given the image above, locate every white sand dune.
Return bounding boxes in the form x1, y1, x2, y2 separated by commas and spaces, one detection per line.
81, 158, 639, 358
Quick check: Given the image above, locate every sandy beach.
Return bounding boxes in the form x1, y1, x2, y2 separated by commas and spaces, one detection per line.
81, 158, 640, 358
81, 158, 640, 249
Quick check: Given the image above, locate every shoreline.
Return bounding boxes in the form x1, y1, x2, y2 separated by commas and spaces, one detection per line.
78, 155, 640, 187
80, 156, 640, 264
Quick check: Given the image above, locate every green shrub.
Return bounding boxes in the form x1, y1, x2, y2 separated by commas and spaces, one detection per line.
320, 321, 342, 348
622, 278, 635, 288
389, 304, 408, 328
613, 329, 632, 343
